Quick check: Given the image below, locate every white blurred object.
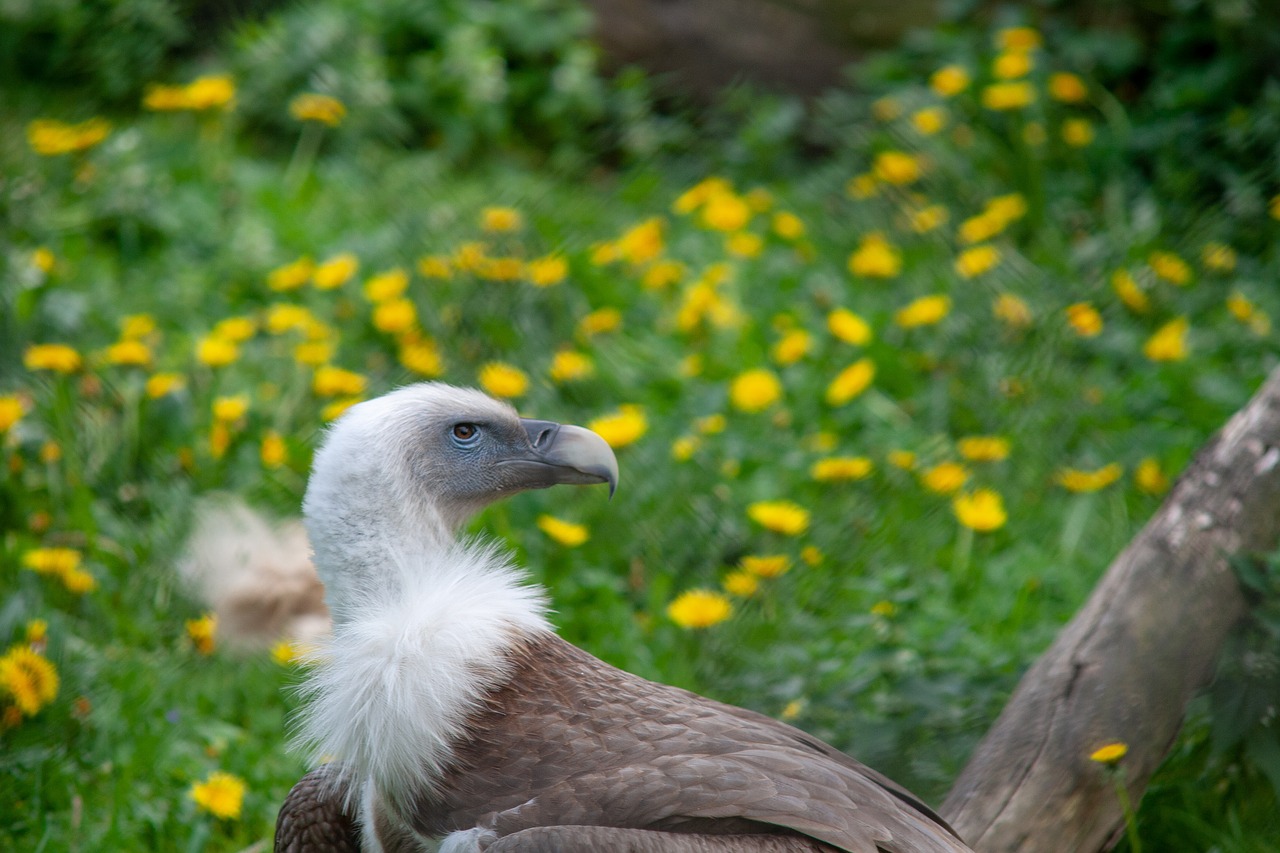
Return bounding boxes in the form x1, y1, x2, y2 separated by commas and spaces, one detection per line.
179, 498, 331, 647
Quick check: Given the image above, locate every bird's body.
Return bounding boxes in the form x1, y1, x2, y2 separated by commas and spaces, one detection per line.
278, 383, 971, 852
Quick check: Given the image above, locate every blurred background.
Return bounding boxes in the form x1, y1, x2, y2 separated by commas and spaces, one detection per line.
2, 0, 1279, 849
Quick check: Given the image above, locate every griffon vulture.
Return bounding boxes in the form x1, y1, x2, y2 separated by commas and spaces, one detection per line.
276, 382, 971, 853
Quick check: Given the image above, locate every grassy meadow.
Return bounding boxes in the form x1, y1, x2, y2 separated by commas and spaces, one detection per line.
3, 10, 1280, 852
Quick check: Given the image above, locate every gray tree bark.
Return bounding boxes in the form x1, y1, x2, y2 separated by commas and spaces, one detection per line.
941, 366, 1280, 851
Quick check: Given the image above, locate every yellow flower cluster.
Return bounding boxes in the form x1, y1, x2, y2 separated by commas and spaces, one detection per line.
22, 548, 96, 594
190, 770, 246, 819
26, 118, 112, 156
289, 93, 346, 127
0, 644, 59, 719
143, 76, 236, 111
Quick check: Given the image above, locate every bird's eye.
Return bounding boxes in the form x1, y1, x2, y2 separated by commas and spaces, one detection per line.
451, 423, 480, 444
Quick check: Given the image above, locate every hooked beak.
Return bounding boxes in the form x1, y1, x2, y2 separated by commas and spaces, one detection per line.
498, 418, 619, 497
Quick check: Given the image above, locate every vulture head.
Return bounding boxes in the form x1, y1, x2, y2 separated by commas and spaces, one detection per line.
302, 382, 617, 621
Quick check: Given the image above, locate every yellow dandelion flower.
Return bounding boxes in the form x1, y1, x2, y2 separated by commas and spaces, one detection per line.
771, 211, 805, 240
26, 117, 111, 156
32, 247, 56, 273
1056, 463, 1123, 492
588, 405, 647, 449
887, 449, 916, 470
747, 500, 810, 536
870, 600, 897, 618
578, 307, 622, 337
289, 93, 346, 127
921, 461, 969, 494
0, 646, 59, 715
40, 441, 61, 464
264, 304, 312, 335
294, 341, 334, 367
61, 566, 96, 594
527, 255, 568, 287
1062, 118, 1095, 147
313, 366, 367, 397
22, 547, 81, 576
1148, 251, 1191, 286
104, 339, 152, 367
617, 218, 665, 265
362, 268, 409, 303
671, 435, 699, 461
476, 362, 527, 399
811, 456, 874, 482
993, 293, 1033, 328
667, 590, 733, 629
911, 107, 947, 135
846, 173, 879, 199
312, 253, 359, 290
1065, 302, 1103, 337
741, 555, 791, 578
549, 350, 593, 383
24, 344, 82, 374
993, 51, 1034, 79
847, 232, 902, 279
417, 255, 453, 279
186, 613, 217, 655
196, 336, 238, 367
536, 515, 589, 547
1049, 72, 1088, 103
955, 244, 1001, 279
399, 338, 443, 377
181, 75, 236, 110
700, 191, 752, 232
997, 27, 1042, 52
952, 489, 1007, 532
260, 431, 287, 469
1111, 270, 1150, 314
146, 373, 184, 399
212, 395, 249, 423
25, 620, 47, 645
772, 328, 812, 366
1143, 316, 1189, 362
982, 81, 1036, 110
696, 414, 726, 435
730, 369, 782, 413
826, 359, 876, 406
120, 313, 156, 339
190, 771, 246, 819
723, 570, 759, 597
642, 259, 685, 291
1201, 242, 1236, 273
872, 151, 922, 185
271, 641, 299, 666
1089, 742, 1128, 765
1135, 458, 1169, 495
828, 308, 872, 345
321, 398, 361, 421
726, 232, 764, 259
0, 396, 25, 432
212, 317, 256, 343
481, 206, 523, 233
930, 65, 970, 97
957, 436, 1010, 462
268, 257, 314, 291
372, 298, 418, 335
673, 177, 731, 214
908, 204, 948, 233
895, 295, 951, 328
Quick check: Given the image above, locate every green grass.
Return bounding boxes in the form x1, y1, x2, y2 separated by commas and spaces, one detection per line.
3, 24, 1280, 851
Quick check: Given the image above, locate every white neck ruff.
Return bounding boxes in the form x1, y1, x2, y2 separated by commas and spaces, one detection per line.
293, 534, 551, 801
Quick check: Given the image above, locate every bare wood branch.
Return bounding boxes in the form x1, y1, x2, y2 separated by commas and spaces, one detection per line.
942, 366, 1280, 852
